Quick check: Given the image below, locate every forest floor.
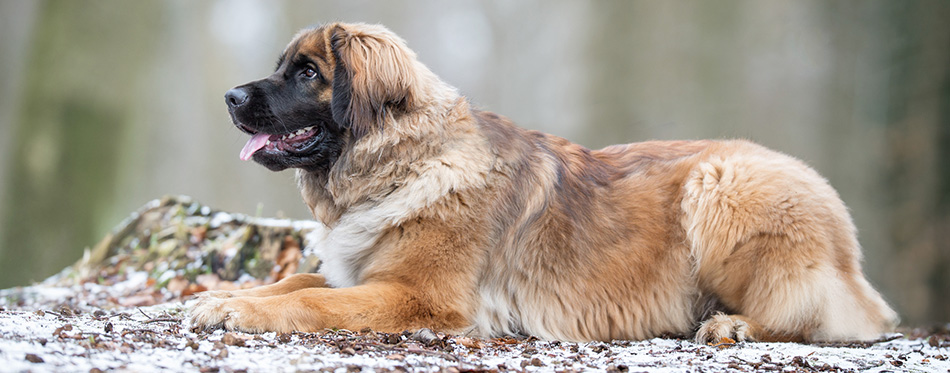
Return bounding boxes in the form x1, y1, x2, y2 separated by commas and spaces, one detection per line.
1, 196, 949, 372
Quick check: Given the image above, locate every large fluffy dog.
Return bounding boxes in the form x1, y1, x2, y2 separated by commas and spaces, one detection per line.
191, 22, 897, 343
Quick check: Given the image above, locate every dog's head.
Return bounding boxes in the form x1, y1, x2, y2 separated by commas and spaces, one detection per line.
225, 23, 424, 172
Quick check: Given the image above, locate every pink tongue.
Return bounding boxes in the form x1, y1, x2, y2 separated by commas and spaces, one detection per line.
240, 134, 270, 161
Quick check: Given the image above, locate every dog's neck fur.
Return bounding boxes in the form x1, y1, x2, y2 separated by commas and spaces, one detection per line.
296, 74, 493, 287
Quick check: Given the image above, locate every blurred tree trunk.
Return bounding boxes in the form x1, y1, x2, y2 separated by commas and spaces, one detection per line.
876, 0, 950, 325
0, 0, 160, 287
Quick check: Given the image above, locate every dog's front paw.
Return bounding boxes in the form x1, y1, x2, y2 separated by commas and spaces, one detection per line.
189, 297, 269, 333
695, 313, 756, 344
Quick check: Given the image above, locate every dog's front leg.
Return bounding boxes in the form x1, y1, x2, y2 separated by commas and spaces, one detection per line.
195, 273, 328, 300
189, 281, 466, 334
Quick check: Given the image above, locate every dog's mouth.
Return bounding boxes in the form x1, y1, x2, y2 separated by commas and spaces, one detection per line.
238, 125, 324, 161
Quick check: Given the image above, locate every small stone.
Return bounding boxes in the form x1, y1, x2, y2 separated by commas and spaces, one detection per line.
520, 358, 544, 368
606, 365, 629, 373
382, 333, 401, 344
25, 353, 44, 363
410, 328, 439, 346
221, 333, 245, 347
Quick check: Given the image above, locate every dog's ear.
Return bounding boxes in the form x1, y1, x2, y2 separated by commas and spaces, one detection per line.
329, 25, 353, 133
329, 24, 421, 140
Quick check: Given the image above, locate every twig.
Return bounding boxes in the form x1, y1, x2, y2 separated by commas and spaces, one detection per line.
811, 334, 902, 348
378, 345, 463, 363
80, 332, 115, 339
121, 329, 160, 337
143, 317, 182, 324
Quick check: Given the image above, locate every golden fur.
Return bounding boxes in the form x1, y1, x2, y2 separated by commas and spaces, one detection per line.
191, 23, 898, 343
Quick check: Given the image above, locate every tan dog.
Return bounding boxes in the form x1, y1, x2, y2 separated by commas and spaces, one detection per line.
190, 22, 898, 343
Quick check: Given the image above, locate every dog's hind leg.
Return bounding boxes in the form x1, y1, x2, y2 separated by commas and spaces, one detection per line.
682, 144, 898, 342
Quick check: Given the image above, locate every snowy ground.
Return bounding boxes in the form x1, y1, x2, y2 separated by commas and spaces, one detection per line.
2, 198, 948, 372
2, 282, 949, 372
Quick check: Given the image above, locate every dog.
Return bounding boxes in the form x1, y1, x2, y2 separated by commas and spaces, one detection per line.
190, 22, 898, 343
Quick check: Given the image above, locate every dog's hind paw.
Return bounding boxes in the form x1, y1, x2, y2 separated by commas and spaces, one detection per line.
695, 313, 758, 345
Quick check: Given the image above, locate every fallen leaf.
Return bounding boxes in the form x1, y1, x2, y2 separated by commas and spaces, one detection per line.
273, 237, 302, 282
929, 335, 941, 347
195, 274, 221, 289
455, 337, 484, 349
25, 353, 44, 363
182, 283, 208, 297
118, 292, 159, 307
166, 276, 189, 295
716, 337, 737, 349
191, 226, 208, 243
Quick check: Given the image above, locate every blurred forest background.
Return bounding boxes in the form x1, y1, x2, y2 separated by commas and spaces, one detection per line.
0, 0, 947, 326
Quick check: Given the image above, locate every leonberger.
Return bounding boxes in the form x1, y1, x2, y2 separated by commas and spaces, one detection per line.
191, 22, 897, 343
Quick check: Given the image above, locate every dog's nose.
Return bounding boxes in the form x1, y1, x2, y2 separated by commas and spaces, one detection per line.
225, 88, 249, 108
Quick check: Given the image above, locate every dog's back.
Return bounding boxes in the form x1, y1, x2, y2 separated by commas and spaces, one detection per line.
470, 115, 897, 341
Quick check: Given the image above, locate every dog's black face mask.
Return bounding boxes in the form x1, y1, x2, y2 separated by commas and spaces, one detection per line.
224, 32, 346, 173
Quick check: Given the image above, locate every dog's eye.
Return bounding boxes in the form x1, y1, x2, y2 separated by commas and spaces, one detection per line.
301, 68, 318, 79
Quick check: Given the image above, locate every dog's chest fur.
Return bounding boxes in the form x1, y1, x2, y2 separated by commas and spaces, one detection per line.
304, 208, 385, 288
303, 127, 495, 288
